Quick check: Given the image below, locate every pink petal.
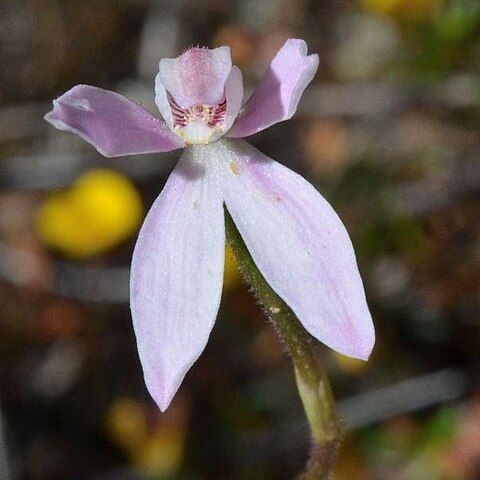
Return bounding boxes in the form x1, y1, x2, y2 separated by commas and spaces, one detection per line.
130, 146, 225, 411
155, 73, 175, 130
227, 39, 319, 138
44, 85, 184, 157
223, 66, 244, 133
222, 139, 374, 360
159, 46, 232, 108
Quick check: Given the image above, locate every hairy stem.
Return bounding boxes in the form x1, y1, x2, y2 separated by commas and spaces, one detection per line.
224, 209, 341, 479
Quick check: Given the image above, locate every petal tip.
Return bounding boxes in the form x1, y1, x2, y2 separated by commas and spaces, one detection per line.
143, 370, 178, 413
308, 53, 320, 69
153, 391, 174, 413
283, 39, 319, 68
43, 110, 54, 123
346, 327, 376, 361
157, 394, 173, 413
335, 338, 374, 362
285, 38, 308, 53
356, 345, 375, 362
43, 108, 66, 131
44, 99, 60, 121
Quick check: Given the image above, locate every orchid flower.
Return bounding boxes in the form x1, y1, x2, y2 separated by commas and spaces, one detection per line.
45, 39, 375, 412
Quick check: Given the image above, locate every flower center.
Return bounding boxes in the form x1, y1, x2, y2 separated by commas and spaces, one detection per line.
168, 94, 226, 145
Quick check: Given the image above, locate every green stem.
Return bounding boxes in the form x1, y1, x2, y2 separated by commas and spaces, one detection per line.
224, 209, 341, 479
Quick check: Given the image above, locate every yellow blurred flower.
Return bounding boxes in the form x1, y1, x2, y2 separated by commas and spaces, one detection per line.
362, 0, 440, 21
134, 428, 186, 478
36, 169, 143, 259
106, 396, 188, 478
106, 398, 147, 452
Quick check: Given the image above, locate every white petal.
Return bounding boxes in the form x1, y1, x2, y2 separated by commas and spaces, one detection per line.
219, 138, 374, 360
223, 66, 244, 133
155, 72, 174, 131
130, 146, 225, 411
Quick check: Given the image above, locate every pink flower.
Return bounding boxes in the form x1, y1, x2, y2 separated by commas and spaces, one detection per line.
45, 39, 375, 411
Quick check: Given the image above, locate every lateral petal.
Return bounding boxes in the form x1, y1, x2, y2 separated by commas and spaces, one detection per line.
223, 66, 244, 133
222, 139, 374, 360
227, 39, 318, 138
155, 73, 175, 131
130, 146, 225, 411
45, 85, 184, 157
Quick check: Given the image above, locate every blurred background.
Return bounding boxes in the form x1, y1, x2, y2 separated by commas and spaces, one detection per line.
0, 0, 479, 479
